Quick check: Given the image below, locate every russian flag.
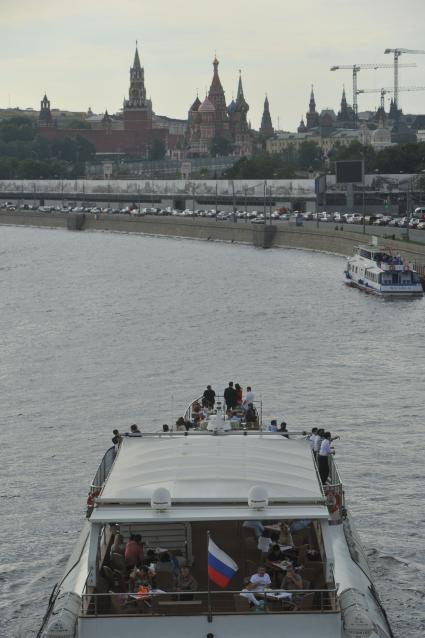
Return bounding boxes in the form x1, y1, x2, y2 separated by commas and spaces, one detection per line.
208, 538, 238, 588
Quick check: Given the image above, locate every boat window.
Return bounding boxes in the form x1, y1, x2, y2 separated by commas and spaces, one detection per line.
88, 518, 334, 617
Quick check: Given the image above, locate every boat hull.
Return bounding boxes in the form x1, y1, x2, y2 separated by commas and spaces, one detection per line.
345, 277, 423, 297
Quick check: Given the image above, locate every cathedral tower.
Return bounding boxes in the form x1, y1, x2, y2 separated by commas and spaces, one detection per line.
260, 95, 274, 138
208, 56, 230, 138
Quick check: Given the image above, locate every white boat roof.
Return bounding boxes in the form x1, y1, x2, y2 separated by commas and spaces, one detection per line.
365, 266, 382, 275
90, 504, 329, 524
98, 434, 324, 506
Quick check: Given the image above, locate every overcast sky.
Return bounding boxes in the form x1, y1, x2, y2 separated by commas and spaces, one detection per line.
1, 0, 425, 130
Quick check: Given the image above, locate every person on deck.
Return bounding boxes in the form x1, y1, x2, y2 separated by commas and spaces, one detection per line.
280, 563, 303, 590
242, 386, 255, 410
279, 422, 289, 438
176, 566, 198, 598
318, 431, 339, 484
125, 534, 144, 568
202, 385, 216, 409
224, 382, 237, 411
245, 403, 257, 429
234, 383, 243, 406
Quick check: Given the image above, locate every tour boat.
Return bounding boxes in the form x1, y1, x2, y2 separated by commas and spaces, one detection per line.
345, 242, 423, 297
38, 397, 394, 638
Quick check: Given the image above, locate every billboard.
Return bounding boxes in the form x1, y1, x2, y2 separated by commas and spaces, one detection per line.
335, 160, 364, 184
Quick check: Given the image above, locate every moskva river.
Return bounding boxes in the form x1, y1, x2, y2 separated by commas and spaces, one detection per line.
1, 226, 424, 637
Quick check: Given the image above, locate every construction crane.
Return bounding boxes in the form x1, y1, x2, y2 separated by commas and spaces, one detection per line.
330, 63, 416, 121
384, 48, 425, 108
357, 86, 425, 110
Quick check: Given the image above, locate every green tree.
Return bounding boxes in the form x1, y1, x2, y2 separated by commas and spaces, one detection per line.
210, 136, 233, 157
327, 140, 376, 172
0, 117, 36, 143
225, 152, 295, 179
375, 142, 425, 173
297, 141, 324, 170
0, 157, 18, 178
149, 139, 166, 161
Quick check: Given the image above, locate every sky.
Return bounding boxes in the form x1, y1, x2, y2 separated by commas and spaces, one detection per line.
1, 0, 425, 131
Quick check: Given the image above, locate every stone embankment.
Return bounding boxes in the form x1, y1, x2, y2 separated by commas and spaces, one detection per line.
3, 210, 425, 270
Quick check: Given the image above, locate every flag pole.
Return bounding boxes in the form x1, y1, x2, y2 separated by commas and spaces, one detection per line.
207, 530, 212, 622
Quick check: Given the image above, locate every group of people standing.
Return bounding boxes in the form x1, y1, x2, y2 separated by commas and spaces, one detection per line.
222, 382, 255, 412
307, 428, 340, 484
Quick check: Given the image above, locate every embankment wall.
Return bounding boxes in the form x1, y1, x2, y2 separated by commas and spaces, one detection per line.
3, 211, 425, 266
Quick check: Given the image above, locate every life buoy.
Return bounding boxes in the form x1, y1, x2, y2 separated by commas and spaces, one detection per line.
326, 489, 342, 513
403, 265, 409, 272
87, 489, 100, 507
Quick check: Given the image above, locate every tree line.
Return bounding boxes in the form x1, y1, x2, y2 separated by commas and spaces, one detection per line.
0, 117, 96, 179
225, 140, 425, 179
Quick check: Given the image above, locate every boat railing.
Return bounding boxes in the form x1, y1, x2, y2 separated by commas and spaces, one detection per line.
90, 446, 116, 491
81, 587, 338, 618
184, 394, 263, 429
323, 456, 344, 525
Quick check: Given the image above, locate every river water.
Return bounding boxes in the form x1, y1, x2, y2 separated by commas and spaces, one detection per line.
0, 226, 424, 637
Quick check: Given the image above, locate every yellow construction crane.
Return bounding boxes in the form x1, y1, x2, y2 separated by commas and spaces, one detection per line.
384, 48, 425, 108
330, 63, 416, 120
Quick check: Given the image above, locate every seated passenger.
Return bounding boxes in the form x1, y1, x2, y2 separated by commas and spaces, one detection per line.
279, 421, 289, 438
127, 424, 141, 435
280, 563, 303, 591
257, 529, 273, 554
266, 545, 288, 586
239, 577, 264, 609
155, 551, 178, 575
192, 401, 202, 414
249, 565, 272, 593
267, 419, 278, 432
125, 534, 144, 568
176, 566, 198, 598
245, 403, 257, 428
278, 522, 294, 547
129, 565, 154, 590
175, 416, 186, 431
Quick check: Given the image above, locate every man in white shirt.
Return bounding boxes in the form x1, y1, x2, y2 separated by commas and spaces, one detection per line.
243, 386, 255, 410
318, 431, 339, 484
239, 566, 271, 608
250, 566, 271, 591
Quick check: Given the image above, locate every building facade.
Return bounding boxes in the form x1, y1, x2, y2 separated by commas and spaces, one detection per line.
36, 46, 174, 157
185, 59, 253, 157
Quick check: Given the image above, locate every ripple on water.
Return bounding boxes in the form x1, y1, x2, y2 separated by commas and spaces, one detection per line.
1, 227, 424, 637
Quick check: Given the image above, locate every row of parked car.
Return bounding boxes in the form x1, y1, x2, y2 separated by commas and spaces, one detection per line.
4, 201, 425, 229
302, 210, 425, 228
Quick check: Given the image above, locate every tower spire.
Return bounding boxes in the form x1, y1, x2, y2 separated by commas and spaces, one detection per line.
259, 94, 274, 137
133, 42, 141, 70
